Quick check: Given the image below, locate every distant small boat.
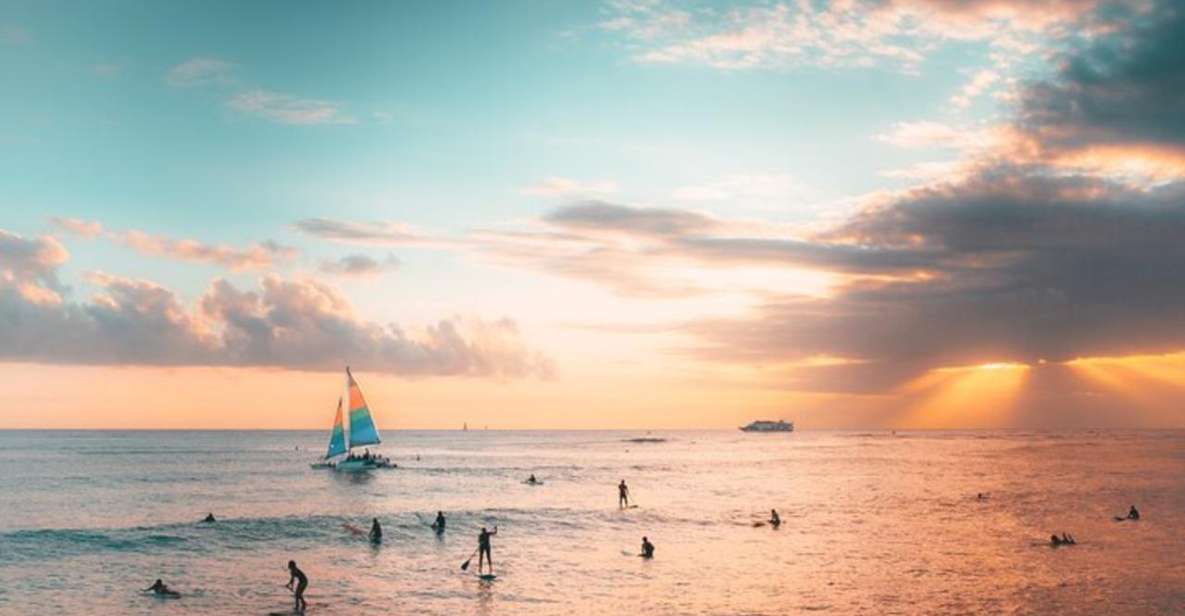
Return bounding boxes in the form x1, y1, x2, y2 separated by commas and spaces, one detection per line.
310, 367, 396, 472
740, 420, 794, 433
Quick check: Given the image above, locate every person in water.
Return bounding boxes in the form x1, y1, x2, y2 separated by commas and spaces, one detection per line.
143, 579, 179, 597
1128, 505, 1140, 520
369, 517, 382, 543
618, 480, 630, 508
769, 509, 781, 527
286, 560, 308, 612
641, 536, 655, 558
433, 511, 446, 533
478, 526, 498, 574
202, 513, 216, 523
527, 473, 538, 484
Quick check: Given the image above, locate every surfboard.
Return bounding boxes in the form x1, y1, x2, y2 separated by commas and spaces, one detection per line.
478, 574, 497, 581
522, 480, 544, 485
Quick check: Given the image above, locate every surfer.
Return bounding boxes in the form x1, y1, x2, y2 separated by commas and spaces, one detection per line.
286, 560, 308, 612
433, 511, 446, 533
769, 509, 781, 527
143, 579, 180, 598
202, 513, 216, 523
477, 526, 498, 575
618, 480, 630, 508
527, 473, 538, 484
641, 536, 655, 558
1127, 505, 1140, 520
369, 517, 382, 543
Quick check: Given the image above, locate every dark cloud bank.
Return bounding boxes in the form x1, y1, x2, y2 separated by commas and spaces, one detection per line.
513, 2, 1185, 396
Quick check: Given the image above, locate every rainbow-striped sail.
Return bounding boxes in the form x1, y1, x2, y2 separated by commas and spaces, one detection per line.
324, 397, 347, 459
345, 367, 382, 448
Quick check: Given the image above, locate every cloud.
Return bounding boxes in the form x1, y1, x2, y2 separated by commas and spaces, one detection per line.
542, 200, 718, 237
0, 228, 550, 378
0, 230, 68, 305
601, 0, 1107, 72
166, 57, 235, 87
1017, 2, 1185, 156
294, 218, 433, 245
119, 231, 297, 271
687, 172, 1185, 382
228, 89, 352, 125
949, 68, 999, 108
522, 177, 618, 196
319, 254, 401, 277
51, 217, 294, 271
51, 217, 104, 238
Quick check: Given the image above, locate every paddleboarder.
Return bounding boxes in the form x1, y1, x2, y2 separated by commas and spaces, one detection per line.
369, 517, 382, 543
618, 480, 630, 508
286, 560, 308, 612
477, 526, 498, 575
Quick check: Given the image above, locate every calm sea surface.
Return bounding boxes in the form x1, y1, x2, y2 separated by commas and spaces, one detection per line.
1, 430, 1183, 615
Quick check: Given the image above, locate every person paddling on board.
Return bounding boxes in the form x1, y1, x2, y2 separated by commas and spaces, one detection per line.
769, 509, 781, 527
202, 513, 216, 523
640, 536, 655, 558
286, 560, 308, 612
369, 517, 382, 543
433, 511, 446, 533
618, 480, 630, 508
477, 526, 498, 575
143, 579, 180, 597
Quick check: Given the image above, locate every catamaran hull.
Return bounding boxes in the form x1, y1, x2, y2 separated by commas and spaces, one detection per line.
333, 458, 397, 473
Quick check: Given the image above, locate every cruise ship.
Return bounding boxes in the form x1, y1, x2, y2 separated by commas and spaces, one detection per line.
739, 420, 794, 432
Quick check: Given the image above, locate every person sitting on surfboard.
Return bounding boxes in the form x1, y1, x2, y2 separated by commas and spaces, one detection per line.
202, 513, 216, 523
641, 536, 655, 558
527, 473, 538, 484
769, 509, 781, 527
433, 511, 446, 533
143, 579, 180, 597
478, 526, 498, 574
1127, 505, 1140, 520
618, 480, 630, 508
286, 560, 308, 612
369, 518, 382, 543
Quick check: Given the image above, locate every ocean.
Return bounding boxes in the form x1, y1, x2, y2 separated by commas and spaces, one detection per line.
1, 430, 1183, 615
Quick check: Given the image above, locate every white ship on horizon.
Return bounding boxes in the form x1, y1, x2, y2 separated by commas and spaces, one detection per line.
739, 420, 794, 433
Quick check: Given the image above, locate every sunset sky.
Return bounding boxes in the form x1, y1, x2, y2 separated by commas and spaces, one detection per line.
3, 0, 1185, 429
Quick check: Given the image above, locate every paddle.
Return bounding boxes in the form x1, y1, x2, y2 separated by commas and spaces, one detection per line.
460, 547, 480, 571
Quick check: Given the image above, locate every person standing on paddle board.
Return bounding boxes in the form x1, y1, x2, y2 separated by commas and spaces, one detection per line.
286, 560, 308, 612
369, 518, 382, 543
618, 480, 630, 508
477, 526, 498, 574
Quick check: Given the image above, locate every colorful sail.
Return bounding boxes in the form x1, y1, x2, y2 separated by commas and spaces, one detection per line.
346, 367, 382, 448
325, 397, 347, 459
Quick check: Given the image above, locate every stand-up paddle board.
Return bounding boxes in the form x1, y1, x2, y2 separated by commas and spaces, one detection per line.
478, 574, 497, 581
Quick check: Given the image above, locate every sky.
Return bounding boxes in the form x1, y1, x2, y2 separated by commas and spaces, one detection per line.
2, 0, 1185, 429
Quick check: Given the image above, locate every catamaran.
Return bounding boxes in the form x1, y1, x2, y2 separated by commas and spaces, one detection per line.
310, 367, 395, 472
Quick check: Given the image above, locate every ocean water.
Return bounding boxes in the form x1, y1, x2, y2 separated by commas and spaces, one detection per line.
1, 430, 1184, 615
